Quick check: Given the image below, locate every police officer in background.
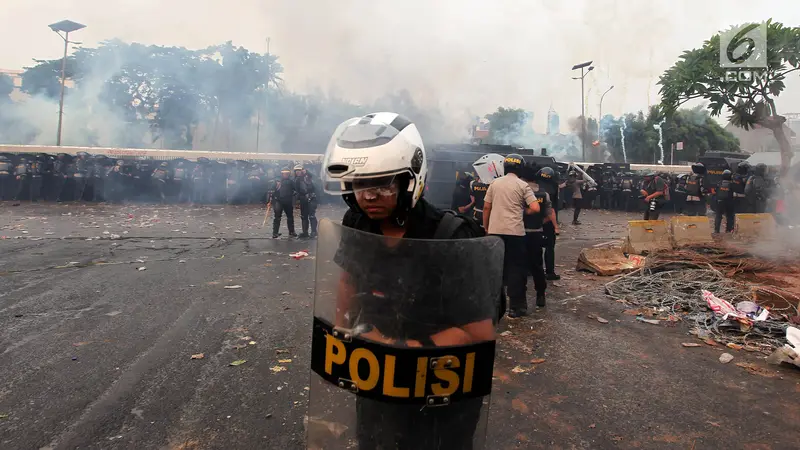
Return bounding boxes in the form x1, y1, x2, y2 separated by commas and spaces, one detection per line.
483, 153, 540, 318
536, 166, 562, 280
173, 160, 193, 203
73, 152, 90, 201
191, 157, 211, 204
715, 169, 736, 233
732, 161, 749, 213
29, 155, 44, 202
451, 172, 474, 214
684, 162, 707, 216
745, 163, 770, 214
294, 164, 318, 239
0, 155, 13, 200
470, 174, 489, 226
601, 170, 614, 209
152, 162, 170, 204
272, 167, 297, 239
13, 156, 31, 201
521, 163, 557, 308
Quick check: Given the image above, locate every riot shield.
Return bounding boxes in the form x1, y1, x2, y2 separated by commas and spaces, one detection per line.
307, 218, 504, 450
472, 153, 505, 183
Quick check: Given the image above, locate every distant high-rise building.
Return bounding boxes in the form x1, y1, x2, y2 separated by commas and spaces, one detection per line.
546, 104, 560, 135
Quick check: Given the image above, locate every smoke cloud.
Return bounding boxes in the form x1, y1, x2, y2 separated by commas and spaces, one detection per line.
1, 0, 799, 149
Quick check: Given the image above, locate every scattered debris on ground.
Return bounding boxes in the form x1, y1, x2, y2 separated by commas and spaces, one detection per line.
191, 353, 205, 360
605, 243, 800, 351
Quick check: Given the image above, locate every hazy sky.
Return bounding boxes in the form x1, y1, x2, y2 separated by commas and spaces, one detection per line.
2, 0, 799, 129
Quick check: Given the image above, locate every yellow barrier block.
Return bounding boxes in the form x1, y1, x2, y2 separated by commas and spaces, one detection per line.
734, 213, 776, 240
624, 220, 673, 255
670, 216, 712, 247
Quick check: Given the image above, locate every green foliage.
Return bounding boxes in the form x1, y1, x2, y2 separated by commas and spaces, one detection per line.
658, 19, 800, 172
0, 74, 13, 101
603, 106, 740, 163
484, 107, 532, 145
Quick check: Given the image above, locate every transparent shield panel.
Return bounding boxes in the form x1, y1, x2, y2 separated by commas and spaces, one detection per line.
307, 219, 504, 449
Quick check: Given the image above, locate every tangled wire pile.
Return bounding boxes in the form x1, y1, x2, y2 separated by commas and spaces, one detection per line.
605, 260, 796, 351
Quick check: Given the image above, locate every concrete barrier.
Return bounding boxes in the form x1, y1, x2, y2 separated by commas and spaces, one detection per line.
734, 213, 776, 241
623, 220, 673, 255
670, 216, 713, 247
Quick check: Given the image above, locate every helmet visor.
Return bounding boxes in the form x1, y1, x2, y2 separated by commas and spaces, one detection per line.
323, 117, 416, 195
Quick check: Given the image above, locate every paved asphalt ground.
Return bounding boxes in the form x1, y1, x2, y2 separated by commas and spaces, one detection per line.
1, 202, 798, 450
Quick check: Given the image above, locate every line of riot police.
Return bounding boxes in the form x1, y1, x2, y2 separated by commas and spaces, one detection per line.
0, 152, 322, 208
570, 162, 776, 219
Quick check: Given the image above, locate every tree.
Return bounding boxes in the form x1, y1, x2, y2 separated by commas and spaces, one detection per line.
603, 106, 740, 164
484, 107, 532, 145
659, 20, 800, 175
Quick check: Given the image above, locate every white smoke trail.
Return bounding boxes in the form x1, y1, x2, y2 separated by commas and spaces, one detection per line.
654, 119, 666, 165
620, 118, 627, 163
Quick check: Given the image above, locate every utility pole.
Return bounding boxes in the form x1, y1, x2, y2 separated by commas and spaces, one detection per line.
49, 20, 86, 146
572, 61, 594, 162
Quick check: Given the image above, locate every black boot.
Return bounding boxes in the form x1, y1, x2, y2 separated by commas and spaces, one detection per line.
536, 293, 546, 308
546, 273, 561, 280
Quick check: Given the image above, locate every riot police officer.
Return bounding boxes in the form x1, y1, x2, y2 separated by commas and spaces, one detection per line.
451, 172, 474, 214
684, 162, 707, 216
470, 176, 489, 226
0, 155, 12, 200
191, 157, 211, 204
29, 155, 45, 202
152, 162, 170, 203
536, 166, 561, 280
521, 163, 557, 308
601, 170, 614, 209
13, 156, 31, 201
732, 161, 749, 213
173, 159, 192, 203
73, 152, 91, 201
745, 163, 770, 213
295, 164, 318, 238
483, 153, 540, 318
620, 172, 635, 212
715, 169, 736, 233
271, 167, 297, 239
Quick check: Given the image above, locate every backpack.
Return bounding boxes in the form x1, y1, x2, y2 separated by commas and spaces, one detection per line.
435, 210, 485, 239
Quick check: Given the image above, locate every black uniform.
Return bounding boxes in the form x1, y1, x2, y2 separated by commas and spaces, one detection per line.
296, 172, 319, 237
191, 162, 210, 204
470, 180, 489, 225
335, 199, 490, 450
620, 175, 634, 212
13, 159, 31, 201
272, 175, 297, 238
642, 176, 667, 220
715, 177, 736, 233
29, 158, 44, 202
745, 165, 770, 214
152, 164, 170, 203
73, 156, 90, 201
684, 174, 706, 216
0, 157, 13, 200
536, 171, 559, 279
731, 172, 748, 213
523, 183, 550, 305
601, 173, 614, 209
173, 161, 192, 203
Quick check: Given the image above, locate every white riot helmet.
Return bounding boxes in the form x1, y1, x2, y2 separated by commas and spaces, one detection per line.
323, 112, 427, 215
472, 153, 505, 183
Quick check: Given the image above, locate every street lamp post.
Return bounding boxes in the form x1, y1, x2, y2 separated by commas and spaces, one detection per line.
599, 85, 614, 143
572, 61, 594, 162
49, 20, 86, 147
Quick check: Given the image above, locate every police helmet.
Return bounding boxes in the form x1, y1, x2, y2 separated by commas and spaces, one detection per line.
536, 166, 555, 181
0, 155, 7, 162
691, 162, 706, 175
503, 153, 524, 175
294, 164, 303, 171
568, 170, 577, 177
722, 169, 732, 180
755, 163, 767, 176
323, 112, 427, 218
643, 171, 656, 179
160, 162, 168, 167
736, 161, 750, 175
